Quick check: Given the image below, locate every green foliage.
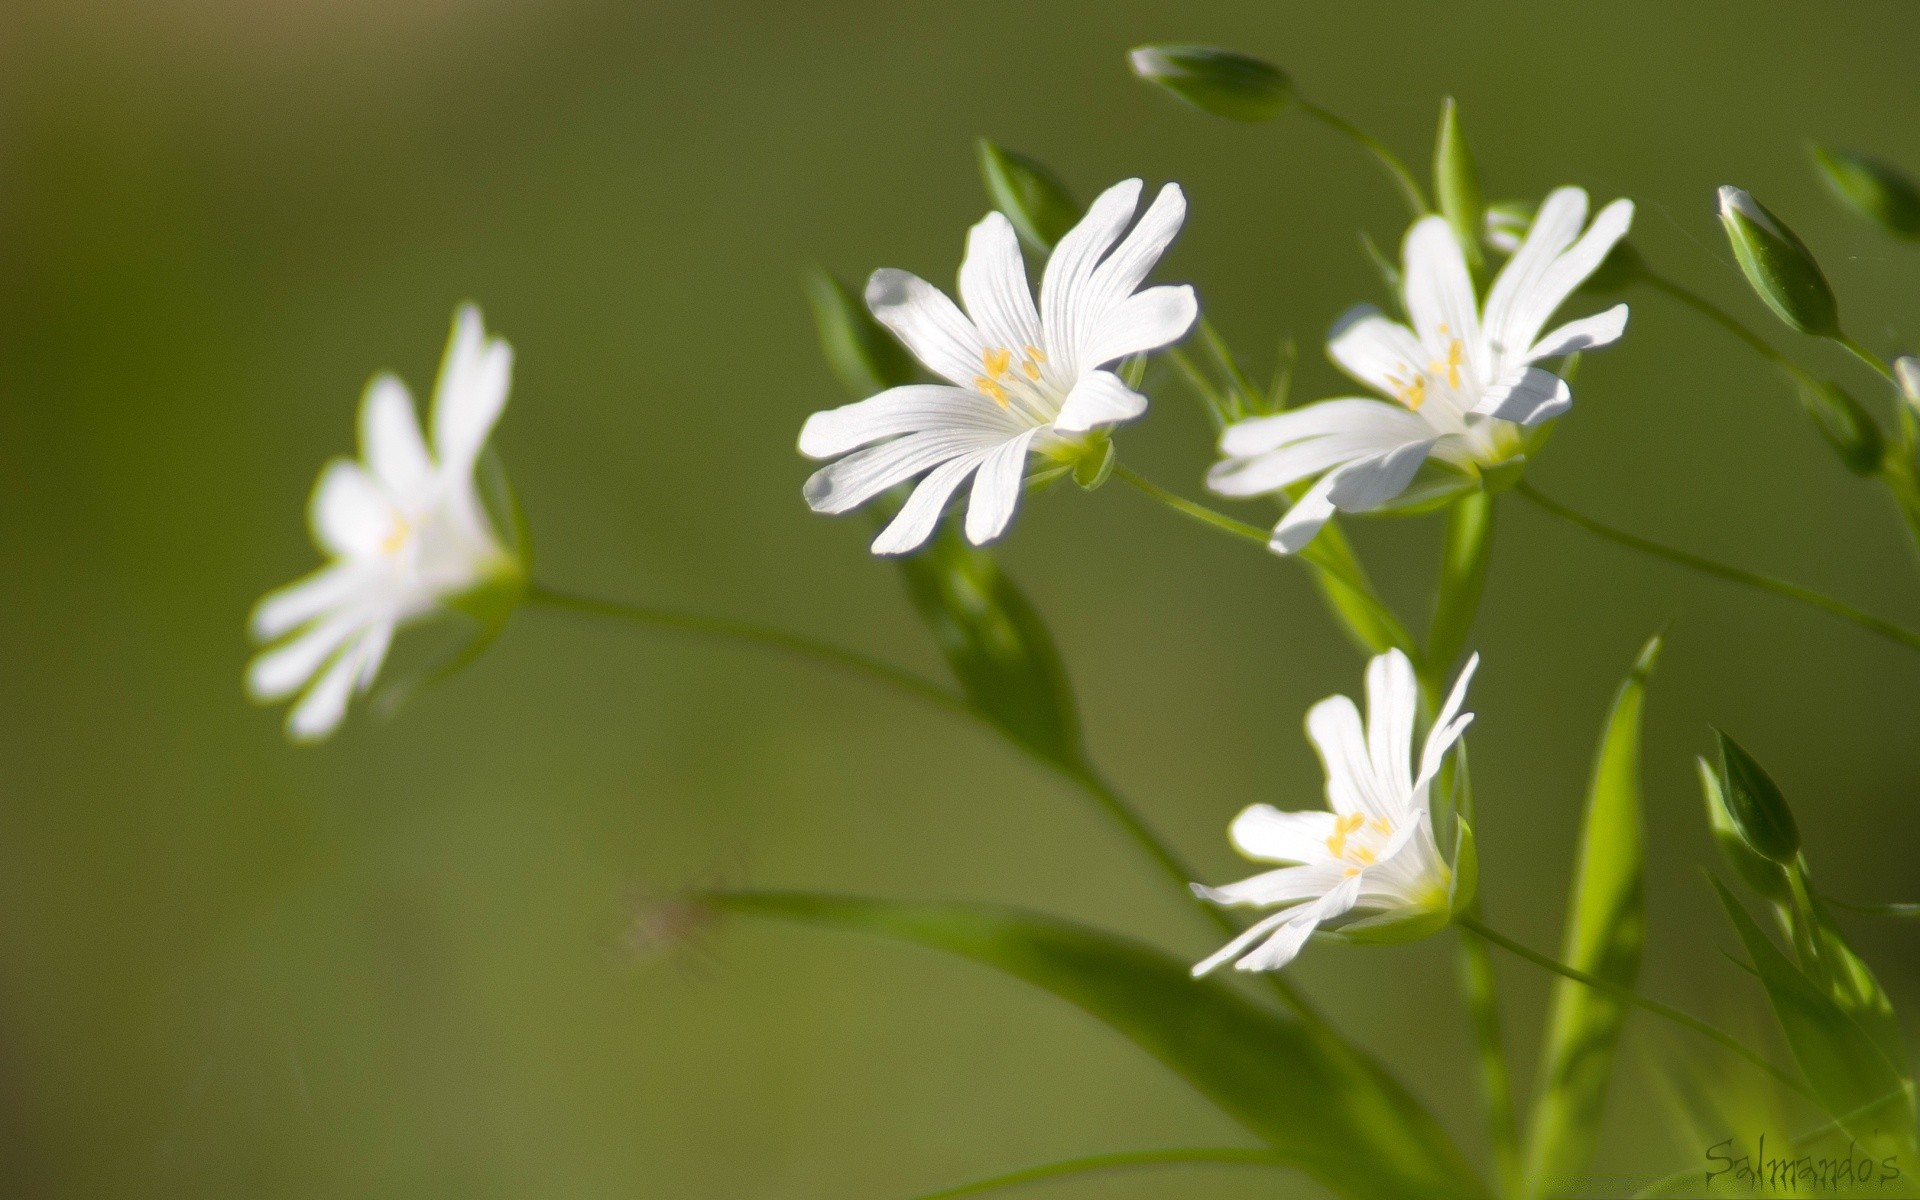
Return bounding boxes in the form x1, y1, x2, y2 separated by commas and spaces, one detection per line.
1711, 878, 1916, 1157
1524, 635, 1659, 1190
709, 890, 1489, 1200
1812, 145, 1920, 240
1796, 378, 1885, 476
1717, 186, 1841, 338
804, 268, 920, 398
1713, 731, 1802, 865
896, 526, 1086, 772
1699, 757, 1792, 904
1427, 491, 1495, 678
976, 140, 1080, 253
1433, 98, 1485, 273
1298, 520, 1424, 662
1127, 45, 1294, 123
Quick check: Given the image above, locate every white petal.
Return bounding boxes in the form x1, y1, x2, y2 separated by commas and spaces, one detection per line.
1527, 303, 1629, 362
431, 303, 512, 482
1401, 216, 1481, 351
1481, 186, 1588, 360
1227, 804, 1339, 864
286, 626, 383, 741
958, 212, 1042, 355
803, 430, 1002, 515
309, 460, 397, 560
353, 618, 395, 692
1192, 909, 1295, 978
1218, 397, 1429, 458
1193, 860, 1347, 908
1039, 179, 1143, 376
1474, 366, 1571, 426
871, 450, 992, 556
963, 429, 1039, 545
1306, 693, 1407, 821
1267, 469, 1341, 555
1078, 183, 1187, 331
359, 374, 433, 499
866, 269, 986, 390
1364, 650, 1419, 796
798, 385, 1015, 459
250, 562, 367, 641
247, 607, 367, 701
1323, 439, 1438, 512
1327, 306, 1426, 399
1052, 369, 1147, 433
1235, 874, 1363, 972
1081, 284, 1197, 368
1492, 196, 1633, 362
1206, 435, 1374, 498
1416, 653, 1479, 790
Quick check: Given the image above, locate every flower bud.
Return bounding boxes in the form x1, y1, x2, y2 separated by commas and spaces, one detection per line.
1433, 98, 1484, 271
1796, 377, 1884, 476
977, 140, 1080, 253
1717, 186, 1840, 337
1712, 730, 1801, 866
805, 268, 918, 398
1811, 146, 1920, 240
1128, 45, 1293, 123
1895, 356, 1920, 416
1698, 757, 1791, 904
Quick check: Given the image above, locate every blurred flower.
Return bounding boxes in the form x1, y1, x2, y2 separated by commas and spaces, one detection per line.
1191, 649, 1477, 975
1209, 187, 1632, 553
247, 304, 522, 741
799, 179, 1198, 555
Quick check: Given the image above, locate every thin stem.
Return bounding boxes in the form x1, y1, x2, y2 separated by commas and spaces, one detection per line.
1641, 271, 1815, 385
1838, 332, 1899, 384
1819, 895, 1920, 919
1457, 915, 1815, 1101
1296, 99, 1428, 217
1112, 462, 1272, 546
1457, 929, 1522, 1198
1163, 346, 1228, 429
900, 1147, 1285, 1200
1513, 483, 1920, 655
526, 583, 971, 716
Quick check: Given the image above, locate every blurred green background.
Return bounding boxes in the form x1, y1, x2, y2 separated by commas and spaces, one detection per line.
3, 0, 1919, 1195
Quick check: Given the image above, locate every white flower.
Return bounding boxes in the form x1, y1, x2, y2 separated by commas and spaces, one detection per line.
1191, 649, 1477, 976
1208, 186, 1633, 554
247, 305, 521, 741
799, 179, 1198, 555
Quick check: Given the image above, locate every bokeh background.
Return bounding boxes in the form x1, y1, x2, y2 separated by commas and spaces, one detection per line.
3, 1, 1919, 1195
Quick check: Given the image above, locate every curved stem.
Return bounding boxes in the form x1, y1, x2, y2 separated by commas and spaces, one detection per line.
1296, 99, 1428, 217
1838, 331, 1898, 384
1457, 931, 1522, 1198
899, 1147, 1286, 1200
525, 584, 971, 717
1513, 483, 1920, 655
1163, 346, 1228, 429
1112, 462, 1272, 545
1456, 915, 1814, 1101
1641, 271, 1817, 386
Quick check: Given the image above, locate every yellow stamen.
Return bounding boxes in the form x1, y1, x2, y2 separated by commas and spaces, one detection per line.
1352, 846, 1377, 866
1369, 816, 1391, 834
1446, 339, 1464, 390
1021, 357, 1041, 381
982, 347, 1012, 378
974, 375, 1010, 407
1325, 812, 1366, 859
1343, 866, 1361, 878
379, 515, 411, 556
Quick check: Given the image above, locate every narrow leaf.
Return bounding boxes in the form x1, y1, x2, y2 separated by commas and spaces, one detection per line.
977, 140, 1080, 253
1298, 520, 1422, 662
1710, 876, 1916, 1156
1433, 98, 1485, 272
805, 268, 919, 398
896, 525, 1085, 771
1524, 635, 1660, 1190
1427, 491, 1494, 678
712, 890, 1488, 1200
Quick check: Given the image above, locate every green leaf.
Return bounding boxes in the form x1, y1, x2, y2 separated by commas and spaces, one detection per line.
1710, 876, 1916, 1155
1433, 98, 1485, 273
1127, 45, 1294, 123
1712, 731, 1802, 865
1296, 520, 1423, 662
1812, 145, 1920, 240
977, 140, 1080, 253
1524, 635, 1659, 1191
1427, 491, 1494, 678
1796, 377, 1885, 477
896, 524, 1085, 771
804, 268, 919, 398
710, 890, 1488, 1200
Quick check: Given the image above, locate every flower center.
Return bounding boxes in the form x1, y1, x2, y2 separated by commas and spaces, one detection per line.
379, 512, 413, 557
973, 344, 1047, 409
1327, 811, 1395, 876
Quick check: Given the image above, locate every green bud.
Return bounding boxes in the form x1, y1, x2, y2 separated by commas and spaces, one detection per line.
976, 140, 1080, 253
1796, 377, 1884, 475
1127, 44, 1293, 123
1432, 98, 1484, 272
1717, 186, 1840, 337
804, 269, 918, 398
1072, 436, 1115, 491
1712, 730, 1801, 866
1811, 145, 1920, 240
1698, 757, 1791, 904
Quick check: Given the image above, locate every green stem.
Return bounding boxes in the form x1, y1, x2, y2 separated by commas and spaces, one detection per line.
1641, 271, 1818, 387
525, 584, 970, 717
1513, 483, 1920, 655
1457, 927, 1522, 1198
528, 581, 1324, 1023
1111, 462, 1272, 545
1296, 99, 1429, 217
1818, 895, 1920, 919
898, 1147, 1286, 1200
1163, 346, 1229, 429
1456, 915, 1814, 1101
1838, 332, 1898, 384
